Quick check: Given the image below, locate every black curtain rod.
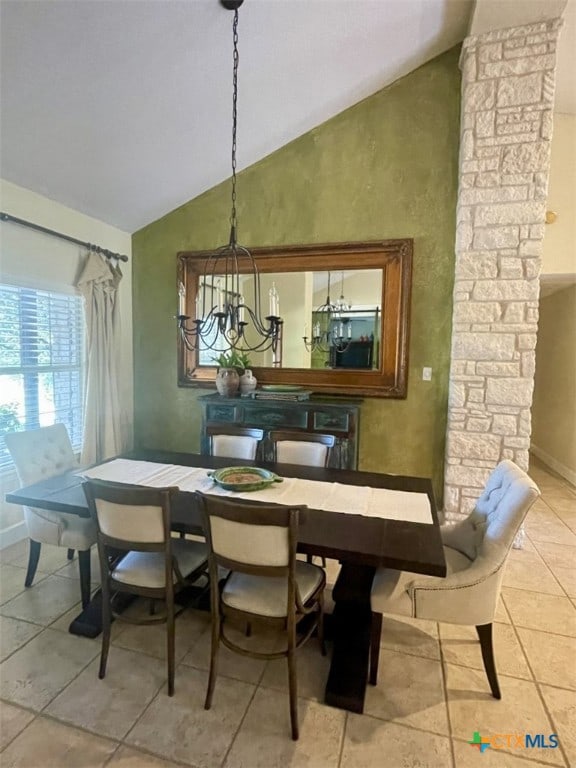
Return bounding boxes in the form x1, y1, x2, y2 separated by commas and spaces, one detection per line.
0, 212, 129, 263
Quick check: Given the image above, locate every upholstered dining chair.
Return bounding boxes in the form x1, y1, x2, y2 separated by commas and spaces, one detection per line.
268, 430, 335, 567
83, 479, 208, 696
196, 491, 326, 740
206, 425, 264, 461
370, 460, 540, 698
268, 430, 335, 468
5, 424, 96, 608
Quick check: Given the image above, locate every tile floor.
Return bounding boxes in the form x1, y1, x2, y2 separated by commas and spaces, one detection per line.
0, 459, 574, 768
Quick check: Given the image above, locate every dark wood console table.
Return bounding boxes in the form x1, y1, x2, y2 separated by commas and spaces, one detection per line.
198, 393, 362, 469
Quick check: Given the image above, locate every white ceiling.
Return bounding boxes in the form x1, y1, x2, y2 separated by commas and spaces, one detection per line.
0, 0, 573, 234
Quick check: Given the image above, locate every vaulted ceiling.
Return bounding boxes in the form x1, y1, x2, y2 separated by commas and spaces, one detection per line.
1, 0, 573, 233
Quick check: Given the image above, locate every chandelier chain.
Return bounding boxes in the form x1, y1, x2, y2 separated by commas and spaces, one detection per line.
230, 9, 239, 240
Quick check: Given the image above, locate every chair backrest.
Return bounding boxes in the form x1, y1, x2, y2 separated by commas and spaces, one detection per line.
83, 479, 175, 550
4, 423, 79, 486
442, 460, 540, 570
196, 491, 304, 572
268, 431, 335, 468
206, 425, 264, 461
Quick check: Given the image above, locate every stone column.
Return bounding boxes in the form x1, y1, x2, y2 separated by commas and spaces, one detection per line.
444, 18, 563, 521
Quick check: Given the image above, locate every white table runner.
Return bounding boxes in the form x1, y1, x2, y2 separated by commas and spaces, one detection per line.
80, 458, 432, 525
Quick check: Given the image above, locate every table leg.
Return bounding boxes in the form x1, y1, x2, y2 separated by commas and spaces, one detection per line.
325, 563, 375, 713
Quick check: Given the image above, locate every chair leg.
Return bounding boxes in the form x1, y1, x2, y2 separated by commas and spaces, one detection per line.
369, 612, 382, 686
205, 613, 220, 710
67, 548, 75, 561
287, 646, 299, 741
99, 583, 112, 680
476, 623, 501, 699
78, 550, 92, 609
24, 540, 42, 587
167, 598, 176, 697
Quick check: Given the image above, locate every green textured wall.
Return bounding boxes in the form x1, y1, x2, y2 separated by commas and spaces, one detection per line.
132, 47, 461, 502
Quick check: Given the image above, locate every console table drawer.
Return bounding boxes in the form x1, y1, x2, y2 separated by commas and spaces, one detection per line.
243, 406, 307, 429
313, 410, 349, 433
206, 404, 238, 423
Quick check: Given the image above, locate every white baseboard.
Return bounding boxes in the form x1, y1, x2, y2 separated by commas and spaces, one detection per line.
0, 521, 27, 551
530, 444, 576, 486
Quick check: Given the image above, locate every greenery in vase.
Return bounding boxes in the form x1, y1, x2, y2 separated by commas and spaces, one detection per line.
212, 349, 251, 372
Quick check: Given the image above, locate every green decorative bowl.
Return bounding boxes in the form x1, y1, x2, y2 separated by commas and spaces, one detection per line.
207, 466, 283, 492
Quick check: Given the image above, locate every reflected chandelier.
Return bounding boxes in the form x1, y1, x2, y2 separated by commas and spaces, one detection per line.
177, 0, 282, 354
303, 271, 352, 355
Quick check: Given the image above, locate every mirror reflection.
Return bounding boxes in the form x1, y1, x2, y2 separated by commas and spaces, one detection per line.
196, 269, 382, 370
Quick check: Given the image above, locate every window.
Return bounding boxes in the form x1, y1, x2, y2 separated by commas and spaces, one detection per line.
0, 284, 85, 471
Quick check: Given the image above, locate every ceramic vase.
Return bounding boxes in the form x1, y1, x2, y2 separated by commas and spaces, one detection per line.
215, 367, 240, 397
239, 368, 257, 395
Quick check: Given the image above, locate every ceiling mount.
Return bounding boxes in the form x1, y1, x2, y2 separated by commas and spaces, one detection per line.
221, 1, 244, 10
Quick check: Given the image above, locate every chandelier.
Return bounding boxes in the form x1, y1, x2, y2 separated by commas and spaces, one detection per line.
303, 272, 352, 354
177, 0, 282, 354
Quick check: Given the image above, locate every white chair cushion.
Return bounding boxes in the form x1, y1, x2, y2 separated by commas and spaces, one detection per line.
111, 539, 207, 589
24, 507, 96, 550
371, 546, 472, 616
222, 561, 324, 618
276, 441, 328, 468
211, 435, 259, 460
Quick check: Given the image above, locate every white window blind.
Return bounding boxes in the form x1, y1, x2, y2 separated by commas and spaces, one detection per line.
0, 283, 85, 471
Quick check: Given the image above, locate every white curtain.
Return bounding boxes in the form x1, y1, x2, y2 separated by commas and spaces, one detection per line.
76, 251, 127, 465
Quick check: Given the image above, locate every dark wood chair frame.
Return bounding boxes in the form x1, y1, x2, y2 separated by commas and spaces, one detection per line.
197, 492, 326, 741
83, 480, 208, 696
268, 431, 334, 568
206, 425, 265, 458
267, 430, 335, 466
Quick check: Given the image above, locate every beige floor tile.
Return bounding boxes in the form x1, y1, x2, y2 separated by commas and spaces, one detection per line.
0, 615, 42, 662
125, 665, 255, 768
525, 515, 576, 547
182, 622, 269, 685
0, 700, 35, 750
260, 638, 331, 702
501, 588, 576, 637
46, 646, 167, 740
10, 542, 79, 576
0, 715, 117, 767
364, 648, 448, 735
108, 746, 185, 768
0, 564, 40, 606
453, 738, 561, 767
224, 686, 345, 768
0, 627, 99, 710
439, 622, 531, 680
550, 567, 576, 598
532, 541, 576, 572
54, 547, 101, 584
495, 596, 511, 624
445, 664, 562, 766
379, 614, 440, 660
540, 684, 576, 768
0, 574, 85, 626
113, 607, 209, 662
341, 715, 453, 768
0, 540, 29, 564
503, 551, 565, 596
555, 511, 576, 534
517, 628, 576, 689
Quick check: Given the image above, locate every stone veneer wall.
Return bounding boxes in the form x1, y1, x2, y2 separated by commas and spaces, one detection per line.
444, 18, 563, 521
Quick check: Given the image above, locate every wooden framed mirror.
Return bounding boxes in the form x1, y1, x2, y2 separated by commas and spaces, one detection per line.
177, 239, 412, 397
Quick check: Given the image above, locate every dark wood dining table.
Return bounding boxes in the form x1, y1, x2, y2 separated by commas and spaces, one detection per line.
6, 448, 446, 714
